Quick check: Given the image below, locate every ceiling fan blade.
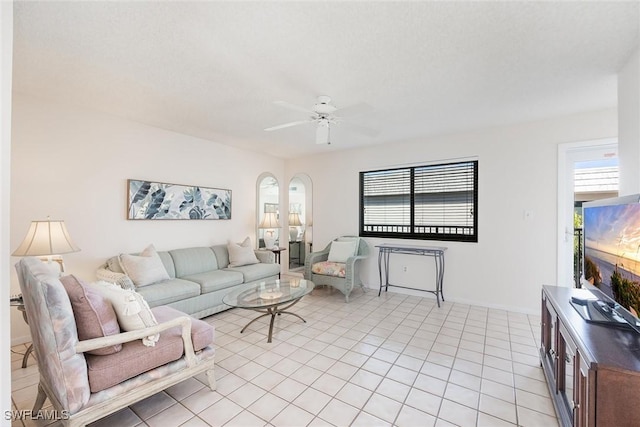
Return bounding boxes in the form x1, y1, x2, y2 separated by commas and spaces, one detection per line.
341, 121, 380, 138
264, 120, 312, 132
316, 122, 330, 145
273, 100, 314, 114
334, 102, 374, 118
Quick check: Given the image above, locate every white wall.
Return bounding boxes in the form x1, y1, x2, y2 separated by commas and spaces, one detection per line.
618, 48, 640, 196
1, 0, 13, 416
10, 94, 285, 343
289, 109, 618, 314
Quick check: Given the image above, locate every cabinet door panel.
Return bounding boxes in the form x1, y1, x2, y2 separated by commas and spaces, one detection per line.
558, 322, 577, 425
542, 299, 559, 383
574, 351, 592, 427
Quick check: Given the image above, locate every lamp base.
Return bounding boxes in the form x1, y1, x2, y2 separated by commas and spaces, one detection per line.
264, 236, 276, 249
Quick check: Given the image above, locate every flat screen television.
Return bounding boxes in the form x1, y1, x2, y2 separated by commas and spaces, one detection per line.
581, 194, 640, 332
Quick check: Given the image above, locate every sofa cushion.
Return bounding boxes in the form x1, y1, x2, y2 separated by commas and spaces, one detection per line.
157, 251, 176, 278
90, 281, 159, 347
225, 263, 281, 283
170, 247, 218, 277
119, 245, 170, 287
228, 237, 260, 267
312, 261, 346, 278
60, 275, 122, 356
85, 306, 213, 393
182, 270, 244, 294
135, 278, 201, 307
210, 244, 230, 268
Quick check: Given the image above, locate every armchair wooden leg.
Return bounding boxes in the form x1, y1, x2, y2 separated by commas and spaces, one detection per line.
206, 369, 216, 391
32, 382, 47, 412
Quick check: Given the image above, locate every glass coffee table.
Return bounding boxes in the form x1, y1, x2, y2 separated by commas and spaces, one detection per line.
223, 278, 314, 343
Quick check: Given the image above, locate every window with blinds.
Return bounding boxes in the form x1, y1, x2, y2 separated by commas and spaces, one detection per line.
360, 160, 478, 242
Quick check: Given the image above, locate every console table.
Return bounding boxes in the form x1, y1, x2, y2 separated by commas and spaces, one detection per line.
376, 244, 447, 307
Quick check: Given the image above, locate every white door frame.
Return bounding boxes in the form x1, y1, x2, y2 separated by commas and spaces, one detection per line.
557, 138, 617, 288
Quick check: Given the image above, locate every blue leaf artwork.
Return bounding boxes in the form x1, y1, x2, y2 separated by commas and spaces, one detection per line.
127, 179, 232, 220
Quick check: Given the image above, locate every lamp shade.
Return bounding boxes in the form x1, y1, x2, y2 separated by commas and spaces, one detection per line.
288, 212, 303, 227
259, 212, 280, 229
12, 219, 80, 257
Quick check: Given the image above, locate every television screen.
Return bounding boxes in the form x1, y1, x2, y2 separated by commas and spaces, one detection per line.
583, 195, 640, 318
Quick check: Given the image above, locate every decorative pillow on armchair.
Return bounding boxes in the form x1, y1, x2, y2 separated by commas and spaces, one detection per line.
328, 240, 358, 263
228, 237, 260, 267
119, 244, 170, 287
61, 275, 122, 356
90, 281, 159, 346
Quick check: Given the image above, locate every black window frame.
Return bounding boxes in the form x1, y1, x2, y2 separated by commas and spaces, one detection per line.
359, 160, 478, 243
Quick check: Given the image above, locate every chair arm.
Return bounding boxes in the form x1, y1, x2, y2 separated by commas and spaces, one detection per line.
75, 316, 198, 366
345, 255, 368, 268
254, 250, 275, 264
303, 250, 329, 279
96, 267, 135, 291
345, 255, 367, 277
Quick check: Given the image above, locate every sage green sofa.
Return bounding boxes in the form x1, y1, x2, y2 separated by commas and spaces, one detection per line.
97, 245, 280, 319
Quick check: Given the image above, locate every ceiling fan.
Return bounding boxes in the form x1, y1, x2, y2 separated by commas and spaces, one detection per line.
264, 95, 377, 145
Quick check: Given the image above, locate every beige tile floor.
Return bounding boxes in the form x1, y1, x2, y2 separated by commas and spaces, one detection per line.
10, 286, 560, 427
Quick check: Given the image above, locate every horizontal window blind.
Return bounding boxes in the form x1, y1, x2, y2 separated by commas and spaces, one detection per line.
360, 160, 478, 242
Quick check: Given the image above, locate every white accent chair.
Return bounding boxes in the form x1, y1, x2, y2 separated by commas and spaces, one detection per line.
304, 236, 369, 302
15, 257, 216, 427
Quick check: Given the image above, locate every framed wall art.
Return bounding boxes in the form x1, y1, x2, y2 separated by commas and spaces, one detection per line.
127, 179, 232, 220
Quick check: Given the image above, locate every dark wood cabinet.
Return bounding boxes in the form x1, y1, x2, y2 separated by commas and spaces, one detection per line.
541, 286, 640, 427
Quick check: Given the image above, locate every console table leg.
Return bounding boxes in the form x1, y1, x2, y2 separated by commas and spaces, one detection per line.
377, 250, 383, 296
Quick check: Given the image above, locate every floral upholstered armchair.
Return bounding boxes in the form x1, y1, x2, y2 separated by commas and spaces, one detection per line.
304, 236, 369, 302
15, 257, 216, 427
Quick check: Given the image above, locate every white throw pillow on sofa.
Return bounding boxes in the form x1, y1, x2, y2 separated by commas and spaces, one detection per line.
90, 281, 159, 346
328, 240, 358, 263
119, 244, 170, 287
228, 237, 260, 267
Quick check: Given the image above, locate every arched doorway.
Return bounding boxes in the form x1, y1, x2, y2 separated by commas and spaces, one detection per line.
256, 173, 280, 249
288, 174, 312, 271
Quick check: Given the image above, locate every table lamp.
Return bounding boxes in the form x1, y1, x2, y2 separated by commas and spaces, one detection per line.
12, 218, 80, 274
288, 212, 302, 242
259, 212, 280, 249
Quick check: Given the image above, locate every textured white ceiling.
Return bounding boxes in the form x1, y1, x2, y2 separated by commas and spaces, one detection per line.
12, 1, 639, 159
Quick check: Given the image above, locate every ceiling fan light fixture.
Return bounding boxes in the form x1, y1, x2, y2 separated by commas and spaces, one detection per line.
316, 120, 330, 145
265, 95, 376, 145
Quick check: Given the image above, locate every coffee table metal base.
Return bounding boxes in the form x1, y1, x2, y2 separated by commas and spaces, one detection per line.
240, 298, 306, 343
